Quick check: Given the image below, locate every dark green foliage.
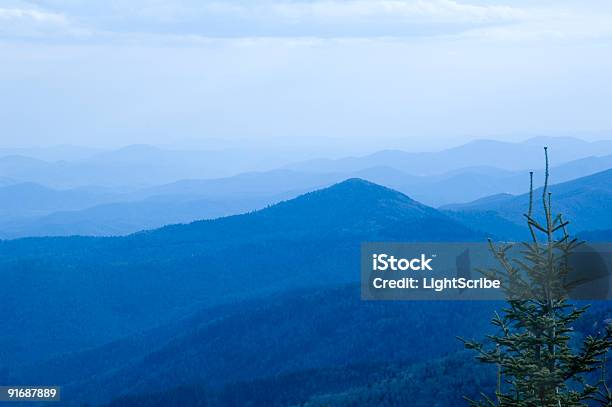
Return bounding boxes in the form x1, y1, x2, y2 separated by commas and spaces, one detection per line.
462, 149, 612, 406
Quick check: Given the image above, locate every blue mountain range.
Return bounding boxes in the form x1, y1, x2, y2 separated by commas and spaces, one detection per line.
1, 140, 611, 406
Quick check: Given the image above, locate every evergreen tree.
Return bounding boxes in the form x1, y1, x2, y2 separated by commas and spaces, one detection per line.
461, 147, 612, 406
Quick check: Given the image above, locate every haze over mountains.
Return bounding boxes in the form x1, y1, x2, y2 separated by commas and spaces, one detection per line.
5, 0, 612, 401
0, 144, 319, 189
285, 137, 612, 174
3, 137, 612, 187
1, 136, 612, 238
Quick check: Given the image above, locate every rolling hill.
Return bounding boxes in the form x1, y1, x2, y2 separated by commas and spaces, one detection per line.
0, 179, 480, 369
0, 182, 122, 221
2, 167, 505, 238
0, 195, 276, 239
443, 169, 612, 233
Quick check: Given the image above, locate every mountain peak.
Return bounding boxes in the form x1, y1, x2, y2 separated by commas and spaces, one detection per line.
239, 178, 477, 241
272, 177, 421, 213
148, 178, 478, 243
324, 177, 398, 194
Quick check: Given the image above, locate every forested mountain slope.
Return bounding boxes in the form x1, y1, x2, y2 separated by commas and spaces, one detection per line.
0, 179, 479, 368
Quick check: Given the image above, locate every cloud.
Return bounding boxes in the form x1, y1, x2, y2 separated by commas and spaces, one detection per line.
4, 0, 526, 39
1, 1, 611, 43
195, 0, 524, 24
0, 6, 89, 39
0, 7, 66, 24
27, 0, 524, 23
460, 8, 612, 42
253, 1, 525, 24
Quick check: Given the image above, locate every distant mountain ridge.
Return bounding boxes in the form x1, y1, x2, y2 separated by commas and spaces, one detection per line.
285, 137, 612, 175
0, 145, 296, 188
2, 137, 612, 190
2, 148, 612, 238
444, 168, 612, 232
0, 182, 122, 221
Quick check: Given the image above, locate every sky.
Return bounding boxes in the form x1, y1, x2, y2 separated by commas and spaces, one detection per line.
1, 0, 611, 154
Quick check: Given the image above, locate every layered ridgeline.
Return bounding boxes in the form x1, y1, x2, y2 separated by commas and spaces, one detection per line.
285, 137, 612, 175
3, 137, 612, 189
443, 168, 612, 238
3, 178, 610, 406
0, 179, 479, 369
3, 137, 612, 238
1, 157, 607, 239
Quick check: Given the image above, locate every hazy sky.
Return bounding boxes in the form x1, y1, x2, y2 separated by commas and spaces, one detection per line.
1, 1, 611, 153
